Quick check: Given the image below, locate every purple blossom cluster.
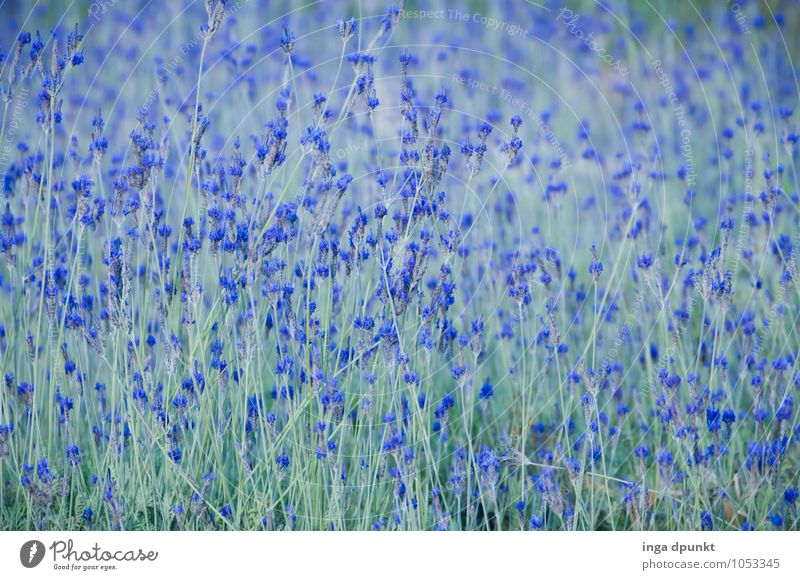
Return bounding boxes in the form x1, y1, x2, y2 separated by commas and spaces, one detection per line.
0, 0, 798, 530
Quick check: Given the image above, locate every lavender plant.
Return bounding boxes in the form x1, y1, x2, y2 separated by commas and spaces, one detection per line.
0, 0, 798, 531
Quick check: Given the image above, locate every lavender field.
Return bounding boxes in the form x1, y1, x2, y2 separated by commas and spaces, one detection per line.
0, 0, 799, 531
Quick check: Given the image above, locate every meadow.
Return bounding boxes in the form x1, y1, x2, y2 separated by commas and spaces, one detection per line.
0, 0, 798, 531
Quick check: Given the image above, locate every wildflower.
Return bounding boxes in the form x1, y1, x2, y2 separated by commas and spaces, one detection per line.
588, 243, 603, 282
700, 511, 713, 531
221, 504, 233, 520
66, 444, 81, 466
337, 18, 357, 42
501, 115, 523, 165
769, 513, 783, 529
168, 446, 183, 464
637, 252, 654, 270
202, 0, 228, 41
706, 408, 721, 432
280, 25, 296, 54
37, 458, 53, 485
